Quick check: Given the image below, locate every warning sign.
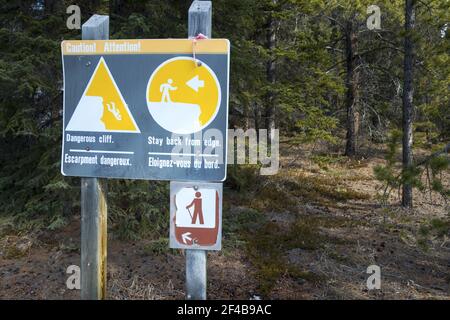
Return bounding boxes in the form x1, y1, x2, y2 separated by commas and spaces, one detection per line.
170, 181, 222, 250
147, 57, 220, 134
66, 57, 140, 133
61, 39, 229, 181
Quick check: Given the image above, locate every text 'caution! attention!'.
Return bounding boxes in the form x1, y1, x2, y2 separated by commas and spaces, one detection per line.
61, 39, 230, 181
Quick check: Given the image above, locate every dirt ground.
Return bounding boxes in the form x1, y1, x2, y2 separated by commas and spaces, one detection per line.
1, 143, 449, 299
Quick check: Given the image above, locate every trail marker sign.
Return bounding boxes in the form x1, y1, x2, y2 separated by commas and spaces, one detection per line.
61, 39, 230, 181
170, 181, 222, 250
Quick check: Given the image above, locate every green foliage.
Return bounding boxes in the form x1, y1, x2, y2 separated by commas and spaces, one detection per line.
0, 0, 448, 233
255, 170, 370, 211
225, 164, 260, 192
143, 237, 178, 256
419, 218, 450, 238
244, 215, 349, 295
375, 130, 449, 205
311, 154, 347, 169
428, 155, 450, 198
109, 181, 169, 240
295, 107, 338, 144
0, 0, 96, 231
418, 217, 450, 251
0, 2, 172, 236
374, 130, 408, 203
222, 208, 261, 249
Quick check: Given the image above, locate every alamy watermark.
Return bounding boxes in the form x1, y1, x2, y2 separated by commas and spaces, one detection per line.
367, 5, 381, 30
66, 4, 381, 31
366, 264, 381, 290
66, 265, 80, 290
167, 128, 280, 176
66, 5, 81, 30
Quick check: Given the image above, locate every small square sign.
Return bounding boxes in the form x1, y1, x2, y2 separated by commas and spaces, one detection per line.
170, 181, 222, 250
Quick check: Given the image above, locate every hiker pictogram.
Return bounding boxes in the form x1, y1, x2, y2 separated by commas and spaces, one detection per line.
186, 191, 204, 225
66, 57, 140, 133
174, 187, 215, 228
160, 79, 178, 103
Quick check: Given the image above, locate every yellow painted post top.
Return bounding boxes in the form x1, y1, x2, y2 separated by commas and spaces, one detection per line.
61, 39, 229, 55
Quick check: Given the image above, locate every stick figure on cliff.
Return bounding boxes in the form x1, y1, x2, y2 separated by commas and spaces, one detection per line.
186, 191, 204, 225
160, 78, 177, 103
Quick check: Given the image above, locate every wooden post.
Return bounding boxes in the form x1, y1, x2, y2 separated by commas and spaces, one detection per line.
188, 0, 212, 39
185, 1, 212, 301
80, 15, 109, 300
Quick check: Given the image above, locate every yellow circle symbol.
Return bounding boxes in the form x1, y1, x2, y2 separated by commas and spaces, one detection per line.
146, 57, 221, 134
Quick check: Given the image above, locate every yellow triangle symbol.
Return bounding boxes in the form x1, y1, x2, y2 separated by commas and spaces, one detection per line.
66, 57, 140, 133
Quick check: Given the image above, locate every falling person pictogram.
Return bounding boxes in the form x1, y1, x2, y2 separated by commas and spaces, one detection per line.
65, 57, 140, 133
186, 191, 204, 225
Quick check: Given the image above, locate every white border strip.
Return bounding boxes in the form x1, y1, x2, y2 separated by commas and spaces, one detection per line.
70, 149, 134, 155
148, 152, 218, 157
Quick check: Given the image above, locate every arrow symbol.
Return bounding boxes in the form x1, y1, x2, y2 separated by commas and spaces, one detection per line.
182, 232, 192, 244
186, 75, 204, 92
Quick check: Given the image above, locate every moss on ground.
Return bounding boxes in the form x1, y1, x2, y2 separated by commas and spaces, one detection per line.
417, 217, 450, 251
223, 159, 372, 295
242, 215, 353, 296
143, 237, 179, 256
236, 169, 372, 212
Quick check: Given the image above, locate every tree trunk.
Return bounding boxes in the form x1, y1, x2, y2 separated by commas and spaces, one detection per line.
402, 0, 415, 208
344, 20, 359, 157
265, 0, 277, 137
254, 103, 261, 144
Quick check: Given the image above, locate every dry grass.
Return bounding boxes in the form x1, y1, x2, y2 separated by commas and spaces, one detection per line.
108, 265, 181, 300
0, 142, 448, 300
0, 234, 35, 259
109, 274, 164, 300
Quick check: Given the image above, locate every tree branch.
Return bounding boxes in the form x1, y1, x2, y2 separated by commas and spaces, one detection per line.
415, 143, 450, 166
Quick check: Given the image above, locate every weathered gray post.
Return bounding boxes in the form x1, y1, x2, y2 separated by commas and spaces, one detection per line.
185, 0, 212, 301
80, 14, 109, 300
188, 0, 212, 40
